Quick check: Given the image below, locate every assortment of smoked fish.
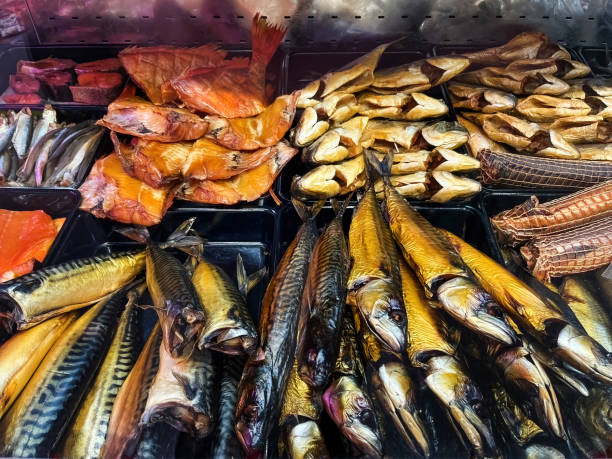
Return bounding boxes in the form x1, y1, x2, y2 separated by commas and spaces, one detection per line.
450, 32, 612, 189
290, 43, 483, 202
3, 18, 612, 459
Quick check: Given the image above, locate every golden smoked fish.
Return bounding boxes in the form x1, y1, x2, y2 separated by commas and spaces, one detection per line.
279, 358, 329, 459
101, 324, 161, 459
399, 260, 498, 457
560, 275, 612, 353
59, 288, 141, 459
192, 254, 261, 356
0, 250, 145, 330
347, 183, 407, 353
443, 230, 612, 384
367, 152, 518, 345
0, 312, 77, 420
351, 305, 431, 457
0, 286, 131, 457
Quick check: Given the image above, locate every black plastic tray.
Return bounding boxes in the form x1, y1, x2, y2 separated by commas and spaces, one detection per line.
0, 187, 80, 266
579, 47, 612, 77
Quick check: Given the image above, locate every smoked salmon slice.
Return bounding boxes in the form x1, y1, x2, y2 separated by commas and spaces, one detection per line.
0, 210, 60, 282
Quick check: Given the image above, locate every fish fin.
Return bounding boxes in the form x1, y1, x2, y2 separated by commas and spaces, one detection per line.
237, 253, 267, 298
331, 193, 353, 219
251, 13, 287, 68
162, 218, 206, 259
115, 226, 151, 244
292, 197, 324, 222
364, 149, 392, 186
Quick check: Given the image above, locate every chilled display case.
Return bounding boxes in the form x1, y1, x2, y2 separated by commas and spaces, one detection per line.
0, 1, 610, 458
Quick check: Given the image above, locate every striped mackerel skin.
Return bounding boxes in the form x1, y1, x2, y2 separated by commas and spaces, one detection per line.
0, 287, 129, 457
59, 300, 140, 458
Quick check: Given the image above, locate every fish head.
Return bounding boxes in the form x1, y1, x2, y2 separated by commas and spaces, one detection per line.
356, 279, 407, 353
495, 345, 565, 439
425, 355, 497, 457
556, 324, 612, 385
299, 344, 334, 390
324, 376, 383, 457
200, 326, 257, 356
165, 304, 206, 358
437, 277, 519, 346
235, 366, 273, 455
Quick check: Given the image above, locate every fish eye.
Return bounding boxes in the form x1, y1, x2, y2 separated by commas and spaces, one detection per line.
359, 409, 376, 428
485, 301, 504, 318
391, 312, 404, 323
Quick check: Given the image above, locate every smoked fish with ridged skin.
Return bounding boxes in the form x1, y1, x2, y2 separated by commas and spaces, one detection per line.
101, 324, 161, 459
235, 199, 320, 456
478, 148, 612, 189
521, 216, 612, 282
0, 249, 145, 330
0, 286, 131, 457
0, 312, 78, 420
59, 289, 141, 459
297, 198, 350, 390
491, 181, 612, 246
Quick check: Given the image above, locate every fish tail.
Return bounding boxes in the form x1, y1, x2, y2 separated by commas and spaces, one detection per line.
236, 253, 268, 298
331, 193, 353, 219
292, 197, 324, 222
364, 149, 392, 185
251, 13, 287, 67
163, 218, 206, 259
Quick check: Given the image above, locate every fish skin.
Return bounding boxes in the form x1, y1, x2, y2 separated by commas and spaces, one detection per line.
210, 355, 245, 459
561, 275, 612, 353
0, 312, 78, 420
140, 341, 214, 437
0, 250, 145, 330
145, 243, 206, 360
192, 257, 258, 356
0, 111, 16, 153
59, 291, 141, 459
235, 199, 320, 456
134, 422, 179, 459
347, 185, 407, 353
297, 199, 350, 390
284, 420, 330, 459
11, 108, 32, 161
29, 105, 56, 154
101, 324, 161, 459
0, 286, 131, 457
